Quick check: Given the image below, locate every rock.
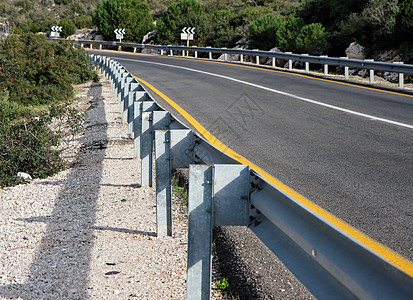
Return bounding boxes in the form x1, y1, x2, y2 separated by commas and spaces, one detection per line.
358, 69, 368, 78
17, 172, 32, 181
384, 72, 398, 82
217, 44, 247, 62
345, 42, 366, 60
374, 50, 400, 62
142, 30, 156, 44
349, 69, 359, 76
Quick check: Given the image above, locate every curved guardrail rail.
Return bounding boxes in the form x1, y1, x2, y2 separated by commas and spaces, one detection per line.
77, 39, 413, 88
90, 54, 413, 300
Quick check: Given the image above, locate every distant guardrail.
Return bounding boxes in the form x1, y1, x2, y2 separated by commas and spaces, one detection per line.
77, 39, 413, 89
90, 54, 413, 300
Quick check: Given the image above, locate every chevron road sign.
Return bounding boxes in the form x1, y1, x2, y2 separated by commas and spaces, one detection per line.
114, 29, 126, 41
182, 27, 195, 34
50, 26, 62, 38
181, 27, 195, 44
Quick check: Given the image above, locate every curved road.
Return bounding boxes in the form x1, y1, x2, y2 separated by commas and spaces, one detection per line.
93, 51, 413, 264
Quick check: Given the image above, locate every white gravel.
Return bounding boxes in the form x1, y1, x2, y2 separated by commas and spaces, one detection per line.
0, 75, 204, 299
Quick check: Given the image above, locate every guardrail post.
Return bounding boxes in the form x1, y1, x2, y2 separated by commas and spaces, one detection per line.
99, 44, 102, 50
365, 59, 375, 83
303, 54, 309, 72
340, 57, 349, 79
240, 54, 244, 63
187, 164, 213, 300
195, 51, 198, 59
168, 45, 173, 56
141, 110, 169, 187
154, 128, 193, 237
222, 48, 227, 61
160, 49, 164, 55
286, 52, 293, 70
133, 101, 156, 158
321, 55, 328, 75
127, 88, 147, 134
207, 47, 212, 60
394, 62, 404, 88
155, 130, 172, 236
122, 76, 134, 121
254, 49, 259, 65
272, 57, 275, 68
89, 43, 93, 49
186, 164, 250, 299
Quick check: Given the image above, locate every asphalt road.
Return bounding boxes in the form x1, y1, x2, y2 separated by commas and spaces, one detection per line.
92, 51, 413, 263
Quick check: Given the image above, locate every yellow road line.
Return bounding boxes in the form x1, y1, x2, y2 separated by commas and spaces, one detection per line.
135, 75, 413, 277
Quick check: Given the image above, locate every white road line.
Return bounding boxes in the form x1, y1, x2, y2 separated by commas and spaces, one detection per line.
117, 57, 413, 130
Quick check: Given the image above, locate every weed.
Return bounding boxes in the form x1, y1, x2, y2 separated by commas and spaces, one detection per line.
172, 175, 188, 207
215, 277, 230, 291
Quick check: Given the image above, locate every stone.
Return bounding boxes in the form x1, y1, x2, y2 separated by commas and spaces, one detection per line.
142, 30, 156, 44
17, 172, 32, 181
384, 72, 398, 82
345, 42, 366, 60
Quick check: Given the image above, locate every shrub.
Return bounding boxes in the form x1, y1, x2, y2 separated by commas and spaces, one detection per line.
156, 0, 209, 46
92, 0, 154, 42
0, 33, 95, 106
74, 15, 94, 29
296, 23, 329, 55
0, 33, 94, 187
60, 18, 76, 37
248, 14, 284, 50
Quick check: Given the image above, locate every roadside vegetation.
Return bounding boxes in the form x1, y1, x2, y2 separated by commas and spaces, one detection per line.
0, 33, 95, 187
1, 0, 411, 61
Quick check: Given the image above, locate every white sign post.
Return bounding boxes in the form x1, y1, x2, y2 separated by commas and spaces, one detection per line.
114, 29, 125, 42
181, 27, 195, 47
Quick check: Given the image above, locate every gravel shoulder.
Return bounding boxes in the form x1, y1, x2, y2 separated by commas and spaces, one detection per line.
0, 73, 315, 300
0, 76, 189, 299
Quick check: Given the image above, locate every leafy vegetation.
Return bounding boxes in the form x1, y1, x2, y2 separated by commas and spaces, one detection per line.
2, 0, 410, 60
0, 34, 94, 187
92, 0, 154, 41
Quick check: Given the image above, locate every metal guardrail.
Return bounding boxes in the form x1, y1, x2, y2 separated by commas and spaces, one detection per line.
78, 39, 413, 88
90, 54, 413, 300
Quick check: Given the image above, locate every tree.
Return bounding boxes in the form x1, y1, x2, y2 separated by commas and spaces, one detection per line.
248, 14, 284, 50
156, 0, 209, 46
396, 0, 413, 41
276, 16, 305, 52
295, 23, 329, 55
92, 0, 154, 42
209, 9, 240, 47
59, 19, 76, 38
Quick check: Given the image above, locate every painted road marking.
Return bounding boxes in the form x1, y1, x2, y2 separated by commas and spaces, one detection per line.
134, 75, 413, 278
117, 57, 413, 130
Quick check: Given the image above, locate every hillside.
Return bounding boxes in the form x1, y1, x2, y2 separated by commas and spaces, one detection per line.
1, 0, 412, 62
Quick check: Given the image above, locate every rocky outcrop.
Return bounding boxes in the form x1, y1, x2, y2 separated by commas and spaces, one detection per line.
345, 42, 366, 60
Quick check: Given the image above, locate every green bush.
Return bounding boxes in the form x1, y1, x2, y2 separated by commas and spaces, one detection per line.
92, 0, 154, 42
277, 16, 305, 52
249, 14, 284, 50
156, 0, 209, 46
296, 23, 329, 55
74, 15, 94, 29
0, 34, 94, 187
60, 18, 76, 37
0, 33, 95, 106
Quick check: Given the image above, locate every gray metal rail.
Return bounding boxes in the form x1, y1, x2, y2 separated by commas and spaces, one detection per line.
90, 54, 413, 300
77, 39, 413, 88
